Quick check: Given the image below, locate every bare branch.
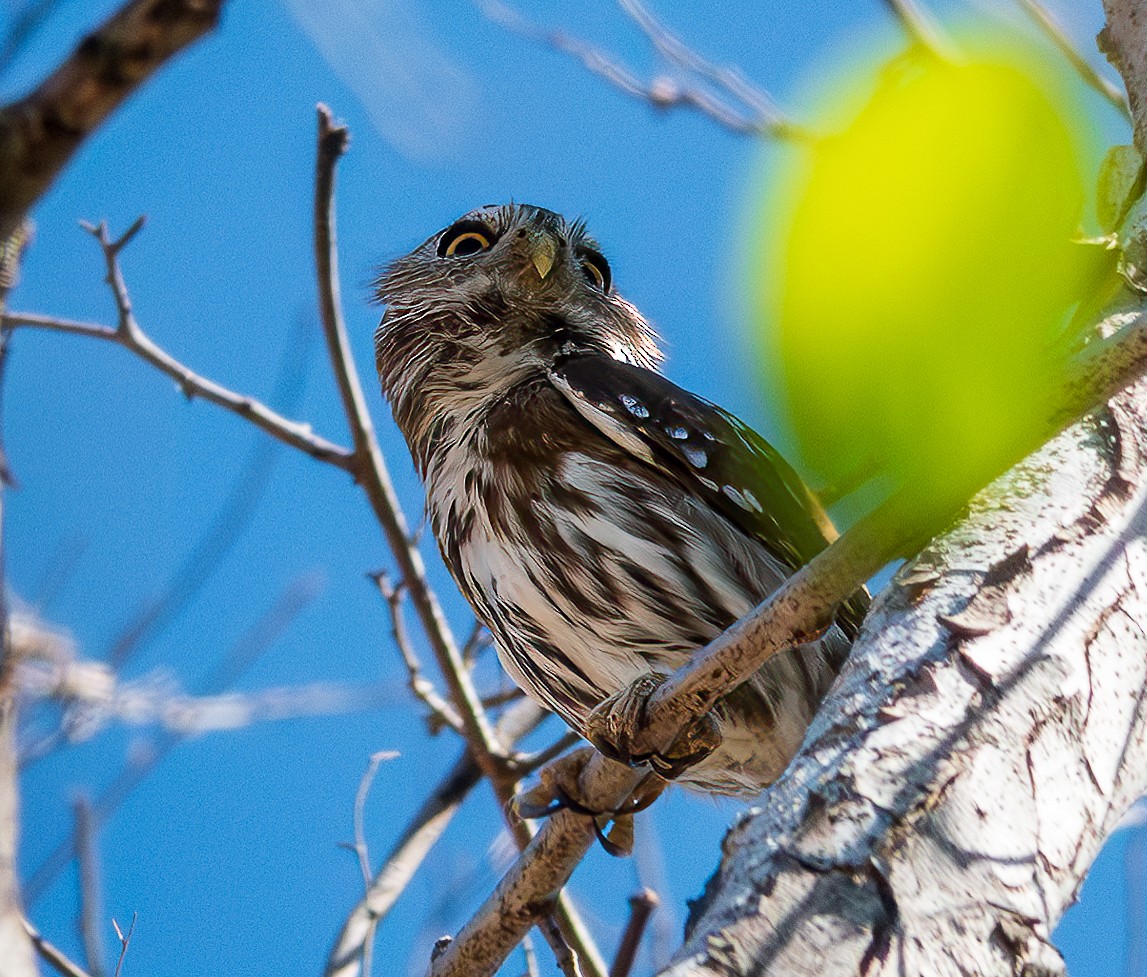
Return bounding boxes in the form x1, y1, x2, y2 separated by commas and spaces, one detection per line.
110, 914, 134, 977
325, 699, 550, 977
23, 917, 93, 977
371, 573, 463, 736
1015, 0, 1130, 118
610, 889, 659, 977
312, 105, 508, 771
475, 0, 805, 139
0, 0, 226, 238
880, 0, 954, 58
1, 303, 354, 470
73, 797, 106, 977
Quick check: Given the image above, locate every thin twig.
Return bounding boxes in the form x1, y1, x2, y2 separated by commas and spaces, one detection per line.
110, 914, 135, 977
475, 0, 805, 139
312, 106, 506, 768
25, 576, 320, 904
350, 750, 401, 887
539, 912, 584, 977
880, 0, 954, 58
1014, 0, 1131, 118
324, 699, 549, 977
23, 917, 93, 977
520, 933, 541, 977
1, 303, 352, 470
609, 889, 659, 977
73, 796, 106, 977
371, 573, 463, 735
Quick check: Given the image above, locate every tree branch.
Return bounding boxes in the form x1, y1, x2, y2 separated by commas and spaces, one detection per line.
427, 289, 1147, 977
1015, 0, 1130, 118
0, 303, 355, 470
476, 0, 806, 140
312, 106, 606, 977
0, 0, 226, 238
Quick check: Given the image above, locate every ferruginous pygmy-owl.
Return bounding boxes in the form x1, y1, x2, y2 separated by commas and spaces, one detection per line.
374, 204, 866, 796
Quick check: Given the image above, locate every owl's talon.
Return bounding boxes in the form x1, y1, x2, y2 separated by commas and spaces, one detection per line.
584, 673, 723, 781
510, 747, 665, 857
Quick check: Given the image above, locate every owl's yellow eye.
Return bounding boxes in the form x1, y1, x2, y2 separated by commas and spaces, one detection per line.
438, 222, 495, 258
578, 250, 611, 292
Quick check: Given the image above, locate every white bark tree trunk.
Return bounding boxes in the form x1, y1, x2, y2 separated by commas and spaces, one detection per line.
662, 314, 1147, 975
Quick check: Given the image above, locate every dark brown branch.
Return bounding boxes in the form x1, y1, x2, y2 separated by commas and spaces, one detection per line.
0, 0, 226, 238
610, 889, 659, 977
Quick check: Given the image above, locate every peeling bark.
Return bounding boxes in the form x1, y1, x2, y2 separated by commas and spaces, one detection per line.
662, 342, 1147, 975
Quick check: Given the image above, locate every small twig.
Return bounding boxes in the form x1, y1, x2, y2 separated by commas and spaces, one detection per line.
110, 914, 135, 977
880, 0, 954, 59
1014, 0, 1131, 118
324, 699, 550, 977
24, 917, 93, 977
609, 889, 659, 977
312, 105, 507, 771
350, 750, 401, 887
538, 913, 584, 977
73, 796, 107, 977
480, 688, 524, 711
371, 573, 463, 735
520, 933, 541, 977
462, 622, 491, 667
476, 0, 805, 139
1, 306, 352, 470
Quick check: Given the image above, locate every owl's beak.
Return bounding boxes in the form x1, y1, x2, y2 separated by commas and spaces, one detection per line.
528, 232, 558, 280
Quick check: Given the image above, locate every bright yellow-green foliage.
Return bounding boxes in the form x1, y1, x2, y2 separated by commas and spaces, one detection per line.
760, 40, 1097, 508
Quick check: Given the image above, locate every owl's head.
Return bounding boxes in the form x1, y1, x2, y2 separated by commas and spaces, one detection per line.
374, 204, 660, 453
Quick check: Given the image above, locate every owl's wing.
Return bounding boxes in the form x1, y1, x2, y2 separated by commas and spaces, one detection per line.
549, 354, 869, 639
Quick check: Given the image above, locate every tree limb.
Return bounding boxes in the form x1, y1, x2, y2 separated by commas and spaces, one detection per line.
0, 304, 355, 470
426, 268, 1147, 977
0, 0, 226, 238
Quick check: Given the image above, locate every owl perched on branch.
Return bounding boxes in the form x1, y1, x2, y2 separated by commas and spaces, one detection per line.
375, 204, 865, 796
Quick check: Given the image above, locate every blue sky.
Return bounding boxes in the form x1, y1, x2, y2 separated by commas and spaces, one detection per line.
3, 1, 1135, 975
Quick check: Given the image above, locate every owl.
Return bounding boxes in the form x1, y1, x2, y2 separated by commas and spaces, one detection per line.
374, 204, 864, 796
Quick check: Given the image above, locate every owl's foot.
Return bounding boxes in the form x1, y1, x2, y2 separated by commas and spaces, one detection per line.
583, 673, 723, 781
511, 747, 664, 857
